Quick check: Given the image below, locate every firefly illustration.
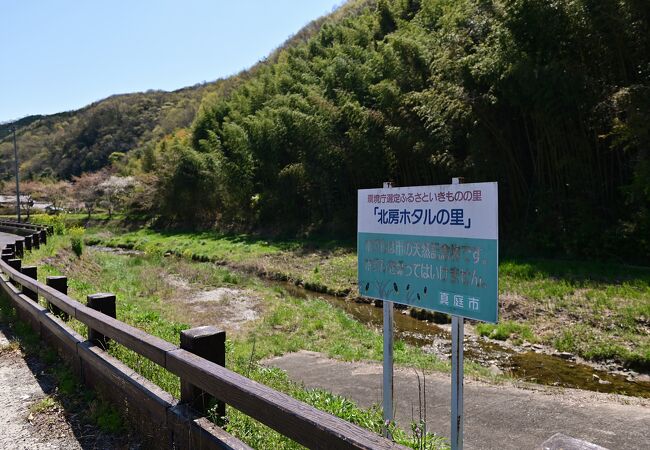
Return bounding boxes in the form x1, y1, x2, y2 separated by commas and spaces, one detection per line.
406, 284, 410, 291
424, 286, 428, 294
393, 282, 398, 293
365, 282, 370, 292
417, 293, 421, 301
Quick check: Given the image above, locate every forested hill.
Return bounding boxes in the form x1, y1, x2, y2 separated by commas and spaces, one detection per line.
150, 0, 648, 259
0, 0, 365, 181
0, 84, 218, 179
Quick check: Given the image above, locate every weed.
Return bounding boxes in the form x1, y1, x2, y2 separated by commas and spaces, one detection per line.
476, 321, 535, 344
30, 214, 67, 235
0, 340, 19, 354
222, 271, 240, 285
29, 396, 58, 414
90, 399, 124, 434
69, 226, 85, 257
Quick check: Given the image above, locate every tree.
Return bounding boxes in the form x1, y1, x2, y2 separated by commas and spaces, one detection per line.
155, 136, 221, 227
124, 173, 157, 216
23, 194, 34, 221
99, 175, 136, 218
40, 180, 73, 211
72, 171, 107, 218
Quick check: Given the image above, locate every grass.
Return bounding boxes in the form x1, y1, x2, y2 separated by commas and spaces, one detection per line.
29, 396, 58, 414
20, 232, 450, 449
475, 321, 535, 344
499, 259, 650, 369
85, 228, 357, 296
84, 227, 650, 369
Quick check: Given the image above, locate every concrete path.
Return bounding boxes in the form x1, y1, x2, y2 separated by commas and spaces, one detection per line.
266, 351, 650, 450
0, 328, 83, 450
0, 230, 20, 250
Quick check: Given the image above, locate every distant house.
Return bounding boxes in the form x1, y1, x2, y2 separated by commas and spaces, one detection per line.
0, 194, 33, 208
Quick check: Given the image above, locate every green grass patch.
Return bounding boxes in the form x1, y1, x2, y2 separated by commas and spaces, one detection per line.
476, 321, 535, 344
29, 396, 58, 414
499, 258, 650, 301
69, 226, 85, 257
85, 228, 356, 295
553, 325, 650, 370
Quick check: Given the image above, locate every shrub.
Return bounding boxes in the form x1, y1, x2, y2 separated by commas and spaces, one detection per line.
69, 226, 85, 257
31, 214, 66, 235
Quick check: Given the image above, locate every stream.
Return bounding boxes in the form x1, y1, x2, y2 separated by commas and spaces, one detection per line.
90, 245, 650, 398
278, 283, 650, 399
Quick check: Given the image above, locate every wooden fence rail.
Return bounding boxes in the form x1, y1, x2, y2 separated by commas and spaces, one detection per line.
0, 222, 406, 450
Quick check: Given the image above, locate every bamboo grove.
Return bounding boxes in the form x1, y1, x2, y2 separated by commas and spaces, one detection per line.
148, 0, 648, 260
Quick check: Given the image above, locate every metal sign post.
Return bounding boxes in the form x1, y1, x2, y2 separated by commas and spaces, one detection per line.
450, 178, 464, 450
451, 315, 464, 450
383, 297, 394, 434
382, 181, 394, 437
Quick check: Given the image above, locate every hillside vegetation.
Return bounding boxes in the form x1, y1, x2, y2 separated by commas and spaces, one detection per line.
0, 0, 365, 183
0, 85, 217, 180
144, 0, 648, 261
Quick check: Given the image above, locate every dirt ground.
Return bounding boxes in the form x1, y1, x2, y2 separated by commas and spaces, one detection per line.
163, 273, 265, 335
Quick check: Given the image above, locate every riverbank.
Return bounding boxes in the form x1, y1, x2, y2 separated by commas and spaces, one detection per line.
26, 230, 650, 394
84, 227, 650, 373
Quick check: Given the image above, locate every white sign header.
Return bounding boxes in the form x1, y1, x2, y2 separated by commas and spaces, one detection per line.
358, 182, 498, 240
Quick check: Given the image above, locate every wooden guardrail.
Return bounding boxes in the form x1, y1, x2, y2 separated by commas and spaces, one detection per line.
0, 222, 406, 450
0, 219, 50, 251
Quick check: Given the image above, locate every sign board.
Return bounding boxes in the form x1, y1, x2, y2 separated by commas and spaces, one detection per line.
358, 182, 498, 323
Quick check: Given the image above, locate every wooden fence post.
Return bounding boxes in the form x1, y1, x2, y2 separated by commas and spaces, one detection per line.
46, 276, 69, 320
180, 326, 226, 420
15, 239, 24, 258
87, 293, 116, 349
7, 258, 21, 287
2, 248, 15, 262
21, 266, 38, 301
39, 228, 47, 245
32, 233, 40, 249
24, 235, 32, 251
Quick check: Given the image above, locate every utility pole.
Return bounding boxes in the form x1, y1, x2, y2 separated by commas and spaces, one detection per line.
12, 125, 21, 221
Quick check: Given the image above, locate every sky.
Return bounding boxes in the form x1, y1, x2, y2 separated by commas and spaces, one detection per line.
0, 0, 344, 123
